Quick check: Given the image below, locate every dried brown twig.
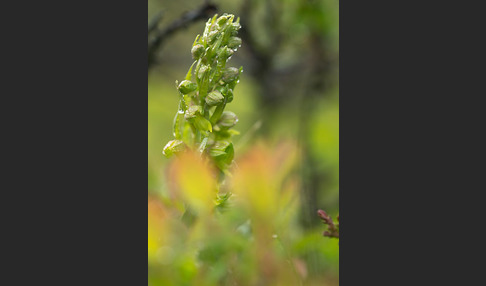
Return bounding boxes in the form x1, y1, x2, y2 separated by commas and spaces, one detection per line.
317, 209, 339, 239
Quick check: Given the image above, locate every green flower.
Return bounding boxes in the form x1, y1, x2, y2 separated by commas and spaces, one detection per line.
218, 111, 238, 128
162, 140, 185, 158
178, 80, 197, 94
191, 44, 205, 60
227, 37, 242, 49
205, 90, 224, 106
222, 67, 239, 83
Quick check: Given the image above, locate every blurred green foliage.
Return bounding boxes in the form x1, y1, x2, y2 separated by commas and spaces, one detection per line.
148, 0, 339, 285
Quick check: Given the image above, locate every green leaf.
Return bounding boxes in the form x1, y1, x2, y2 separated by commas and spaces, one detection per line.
197, 65, 211, 99
224, 142, 234, 163
162, 140, 185, 158
215, 192, 232, 213
192, 34, 200, 47
185, 61, 197, 81
209, 140, 230, 157
173, 110, 184, 140
209, 141, 234, 171
210, 101, 226, 124
191, 115, 212, 133
198, 136, 209, 153
182, 121, 194, 146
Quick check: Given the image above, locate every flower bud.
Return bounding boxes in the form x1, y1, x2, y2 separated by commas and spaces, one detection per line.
208, 30, 219, 44
198, 65, 211, 80
210, 23, 220, 32
191, 44, 205, 60
217, 15, 230, 26
205, 90, 224, 106
162, 140, 185, 158
184, 105, 202, 120
227, 37, 242, 49
178, 80, 197, 94
229, 22, 241, 36
218, 46, 234, 60
317, 210, 329, 221
218, 111, 238, 128
222, 67, 239, 83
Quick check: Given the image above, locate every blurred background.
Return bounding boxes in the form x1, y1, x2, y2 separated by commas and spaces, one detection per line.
148, 0, 339, 285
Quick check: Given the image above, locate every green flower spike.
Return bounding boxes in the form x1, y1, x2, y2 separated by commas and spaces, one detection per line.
164, 13, 243, 178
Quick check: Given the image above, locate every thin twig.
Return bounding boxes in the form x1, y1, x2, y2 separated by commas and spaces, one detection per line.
148, 3, 218, 70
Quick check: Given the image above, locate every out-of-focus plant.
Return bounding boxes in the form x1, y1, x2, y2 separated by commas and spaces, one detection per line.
150, 141, 306, 286
317, 209, 339, 239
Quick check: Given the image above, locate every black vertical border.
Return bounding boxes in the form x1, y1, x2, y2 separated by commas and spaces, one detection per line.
340, 0, 419, 284
19, 0, 151, 284
4, 0, 149, 283
340, 1, 484, 285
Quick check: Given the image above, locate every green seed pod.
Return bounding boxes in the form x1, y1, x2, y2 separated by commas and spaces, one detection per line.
184, 105, 202, 120
227, 37, 242, 49
205, 90, 224, 106
218, 111, 238, 128
191, 44, 205, 60
163, 139, 185, 158
222, 67, 239, 83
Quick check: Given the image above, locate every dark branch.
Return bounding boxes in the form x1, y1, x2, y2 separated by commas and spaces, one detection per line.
148, 12, 164, 34
148, 3, 218, 70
